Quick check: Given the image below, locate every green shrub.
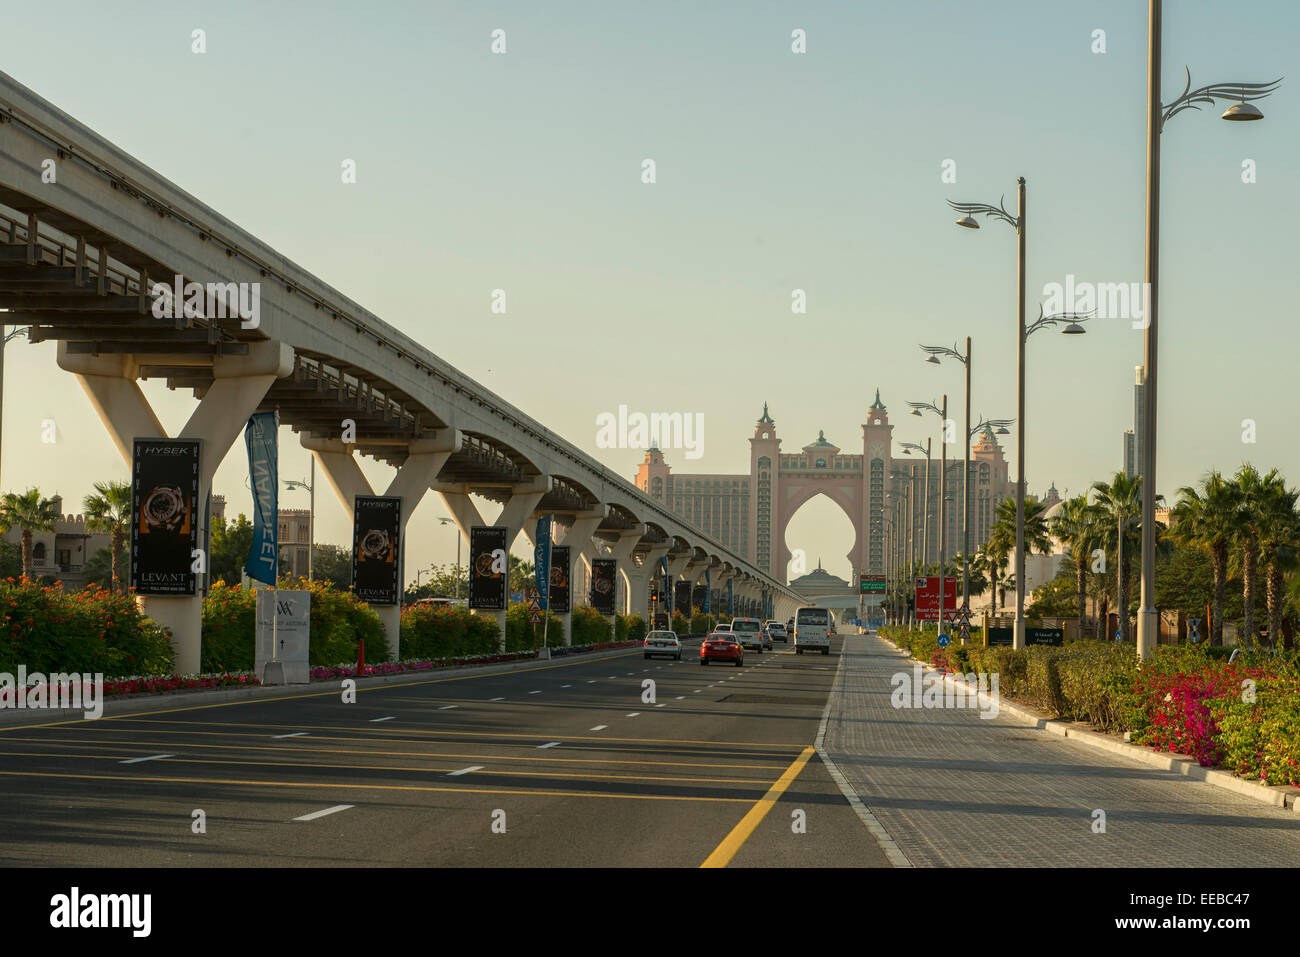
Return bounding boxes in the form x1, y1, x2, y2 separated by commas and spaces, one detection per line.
402, 604, 501, 658
201, 579, 387, 671
504, 604, 563, 652
0, 579, 172, 678
672, 612, 690, 635
1211, 675, 1300, 786
572, 606, 612, 645
625, 614, 647, 643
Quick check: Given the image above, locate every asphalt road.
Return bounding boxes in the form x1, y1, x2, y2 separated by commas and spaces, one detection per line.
0, 636, 888, 867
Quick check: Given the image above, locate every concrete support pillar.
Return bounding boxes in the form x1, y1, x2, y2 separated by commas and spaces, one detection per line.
715, 570, 735, 619
59, 341, 294, 674
665, 553, 691, 622
305, 432, 460, 660
554, 508, 606, 646
629, 543, 671, 625
435, 478, 549, 651
599, 526, 645, 637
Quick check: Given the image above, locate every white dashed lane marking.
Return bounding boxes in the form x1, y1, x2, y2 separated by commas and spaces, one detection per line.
294, 805, 354, 822
590, 725, 608, 731
272, 732, 307, 739
448, 766, 483, 777
537, 742, 562, 750
370, 717, 394, 723
119, 754, 173, 765
439, 705, 458, 710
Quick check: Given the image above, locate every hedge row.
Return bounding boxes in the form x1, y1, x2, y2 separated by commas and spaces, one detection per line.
881, 626, 1300, 785
203, 578, 388, 671
0, 579, 173, 678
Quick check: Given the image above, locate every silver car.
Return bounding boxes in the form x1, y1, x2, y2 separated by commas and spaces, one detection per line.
643, 630, 682, 661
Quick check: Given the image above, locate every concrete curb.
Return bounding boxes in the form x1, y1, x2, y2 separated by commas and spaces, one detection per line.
879, 635, 1300, 815
814, 635, 914, 867
0, 644, 642, 728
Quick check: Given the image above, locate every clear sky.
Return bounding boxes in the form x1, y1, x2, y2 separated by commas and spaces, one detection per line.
3, 0, 1297, 585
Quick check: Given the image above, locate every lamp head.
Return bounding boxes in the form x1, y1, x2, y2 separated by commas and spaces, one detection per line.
1221, 101, 1264, 121
955, 215, 980, 229
926, 355, 941, 364
1062, 321, 1087, 335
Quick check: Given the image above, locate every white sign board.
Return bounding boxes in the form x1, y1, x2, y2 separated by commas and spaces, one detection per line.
255, 589, 311, 684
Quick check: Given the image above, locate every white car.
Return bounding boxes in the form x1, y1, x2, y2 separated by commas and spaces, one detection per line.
793, 606, 831, 656
766, 621, 788, 642
643, 630, 682, 661
730, 617, 764, 654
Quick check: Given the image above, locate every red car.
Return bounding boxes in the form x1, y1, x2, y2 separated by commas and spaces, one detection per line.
699, 631, 744, 667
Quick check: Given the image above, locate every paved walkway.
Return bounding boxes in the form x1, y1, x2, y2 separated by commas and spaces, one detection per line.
822, 633, 1300, 867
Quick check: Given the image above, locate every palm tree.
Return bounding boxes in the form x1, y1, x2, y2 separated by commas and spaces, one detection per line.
948, 551, 990, 598
83, 480, 132, 594
1051, 494, 1103, 640
0, 488, 61, 579
1171, 471, 1239, 645
980, 537, 1009, 611
988, 496, 1052, 612
1230, 465, 1284, 644
1090, 472, 1150, 642
1253, 477, 1300, 648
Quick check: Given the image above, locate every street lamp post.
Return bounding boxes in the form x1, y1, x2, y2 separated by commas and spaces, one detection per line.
910, 397, 949, 636
1136, 0, 1280, 660
899, 436, 930, 556
947, 179, 1092, 648
283, 458, 315, 582
899, 439, 932, 617
922, 339, 972, 611
437, 516, 462, 599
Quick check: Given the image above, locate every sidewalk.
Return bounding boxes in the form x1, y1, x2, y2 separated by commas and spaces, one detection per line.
821, 634, 1300, 867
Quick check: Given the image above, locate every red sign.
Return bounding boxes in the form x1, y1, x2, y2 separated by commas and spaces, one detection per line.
914, 576, 958, 621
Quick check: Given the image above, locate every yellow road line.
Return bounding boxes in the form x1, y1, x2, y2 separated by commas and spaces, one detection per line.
699, 745, 816, 868
0, 650, 642, 732
0, 768, 752, 804
0, 736, 790, 770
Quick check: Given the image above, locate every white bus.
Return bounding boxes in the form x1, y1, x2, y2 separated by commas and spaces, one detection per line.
793, 606, 831, 655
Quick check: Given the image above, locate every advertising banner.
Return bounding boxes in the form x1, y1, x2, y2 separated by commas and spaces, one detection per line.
674, 580, 691, 615
131, 438, 200, 596
352, 496, 401, 605
549, 545, 571, 614
534, 516, 553, 611
913, 576, 958, 621
243, 411, 278, 585
469, 526, 508, 611
590, 558, 617, 614
727, 578, 734, 616
703, 569, 711, 613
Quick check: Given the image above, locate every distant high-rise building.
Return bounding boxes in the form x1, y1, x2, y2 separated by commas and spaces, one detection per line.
1125, 366, 1145, 479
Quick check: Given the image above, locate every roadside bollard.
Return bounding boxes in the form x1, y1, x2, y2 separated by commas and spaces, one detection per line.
356, 639, 365, 677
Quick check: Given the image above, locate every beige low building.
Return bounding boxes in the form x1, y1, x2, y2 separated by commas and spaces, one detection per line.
1, 494, 112, 587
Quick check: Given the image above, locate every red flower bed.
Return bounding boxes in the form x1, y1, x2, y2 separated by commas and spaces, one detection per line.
1133, 662, 1270, 766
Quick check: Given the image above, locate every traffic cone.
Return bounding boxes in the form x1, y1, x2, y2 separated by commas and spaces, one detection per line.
356, 639, 365, 677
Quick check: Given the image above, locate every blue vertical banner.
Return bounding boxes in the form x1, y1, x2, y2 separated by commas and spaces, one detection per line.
243, 411, 278, 585
534, 515, 553, 610
727, 578, 734, 616
703, 569, 711, 613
